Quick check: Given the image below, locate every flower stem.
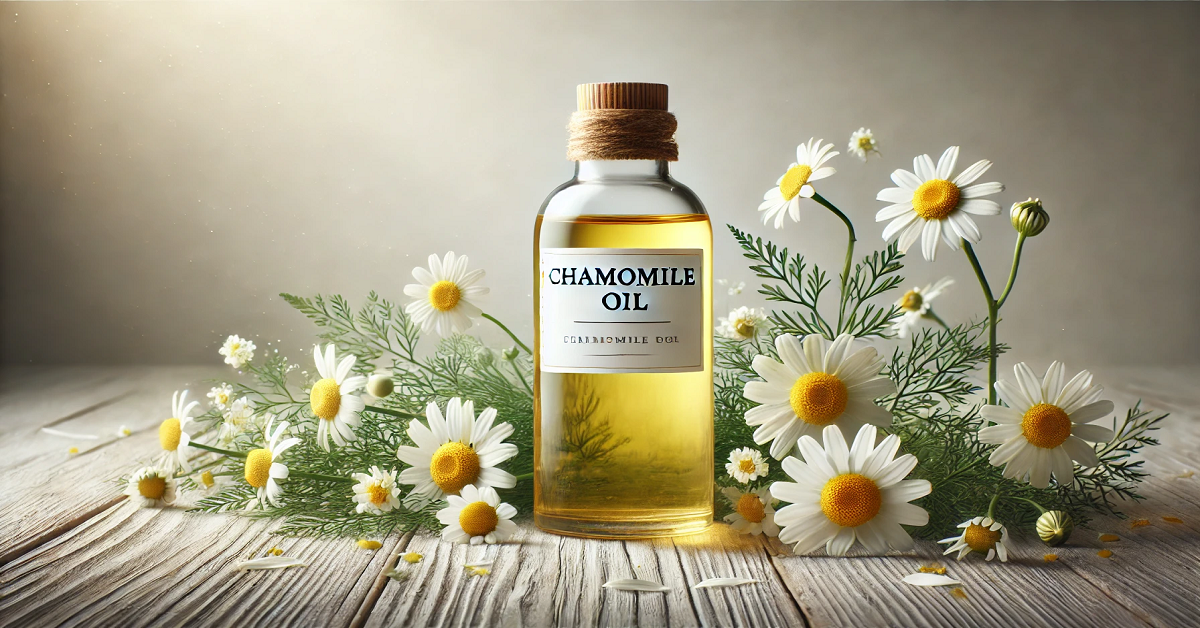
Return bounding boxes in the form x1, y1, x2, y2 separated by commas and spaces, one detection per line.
995, 233, 1027, 309
364, 405, 422, 420
811, 192, 857, 335
962, 241, 999, 405
925, 309, 951, 331
482, 312, 532, 355
1013, 496, 1049, 514
514, 472, 533, 482
190, 442, 247, 459
508, 361, 533, 395
986, 493, 999, 520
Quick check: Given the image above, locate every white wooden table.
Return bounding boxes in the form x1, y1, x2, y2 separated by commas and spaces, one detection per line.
1, 365, 1197, 627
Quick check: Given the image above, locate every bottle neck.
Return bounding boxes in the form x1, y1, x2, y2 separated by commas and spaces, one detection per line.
575, 160, 669, 181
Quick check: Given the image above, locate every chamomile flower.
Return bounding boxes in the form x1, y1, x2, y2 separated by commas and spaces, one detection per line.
219, 334, 256, 368
124, 466, 177, 508
219, 396, 256, 442
352, 466, 401, 515
848, 128, 880, 162
979, 362, 1115, 488
159, 390, 199, 473
721, 486, 779, 537
875, 146, 1004, 261
395, 397, 517, 500
743, 334, 896, 459
893, 277, 953, 339
207, 383, 234, 410
771, 424, 932, 556
244, 418, 301, 509
718, 306, 768, 341
403, 252, 489, 336
726, 447, 769, 483
758, 138, 839, 229
436, 484, 518, 545
309, 344, 367, 451
939, 516, 1013, 562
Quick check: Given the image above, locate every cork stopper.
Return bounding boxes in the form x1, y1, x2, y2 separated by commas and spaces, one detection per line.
577, 83, 669, 111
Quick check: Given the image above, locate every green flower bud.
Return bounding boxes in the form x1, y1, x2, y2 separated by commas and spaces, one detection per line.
367, 373, 394, 399
501, 347, 520, 361
475, 347, 496, 367
1010, 198, 1049, 237
1036, 510, 1074, 546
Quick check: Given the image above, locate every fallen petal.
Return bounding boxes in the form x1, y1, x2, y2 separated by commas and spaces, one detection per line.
902, 573, 961, 587
693, 578, 760, 589
41, 427, 99, 440
602, 578, 670, 592
236, 556, 308, 572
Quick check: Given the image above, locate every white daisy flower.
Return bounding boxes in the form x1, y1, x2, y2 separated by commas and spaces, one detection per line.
403, 252, 489, 336
758, 138, 839, 229
219, 334, 256, 368
875, 146, 1004, 261
352, 465, 402, 515
219, 396, 256, 442
979, 362, 1116, 489
848, 128, 880, 162
893, 277, 953, 339
721, 486, 780, 537
771, 424, 932, 556
159, 390, 199, 473
436, 484, 518, 545
725, 447, 769, 483
309, 344, 367, 451
743, 333, 896, 459
244, 418, 301, 509
207, 383, 234, 410
124, 466, 177, 508
939, 516, 1013, 562
717, 306, 768, 341
395, 397, 518, 500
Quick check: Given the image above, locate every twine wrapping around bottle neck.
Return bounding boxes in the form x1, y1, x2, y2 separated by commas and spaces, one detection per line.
566, 109, 679, 162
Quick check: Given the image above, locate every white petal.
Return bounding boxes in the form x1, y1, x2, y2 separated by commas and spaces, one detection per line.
236, 556, 308, 572
1072, 422, 1115, 443
952, 159, 992, 187
1069, 400, 1115, 425
957, 199, 1002, 216
692, 578, 760, 589
890, 169, 922, 190
935, 146, 959, 180
902, 573, 961, 587
960, 181, 1003, 198
921, 220, 941, 261
877, 186, 914, 204
914, 154, 936, 181
602, 578, 669, 592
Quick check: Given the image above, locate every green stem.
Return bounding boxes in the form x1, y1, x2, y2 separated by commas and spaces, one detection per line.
995, 234, 1027, 309
364, 405, 422, 420
1013, 496, 1049, 514
514, 472, 533, 481
962, 241, 999, 405
925, 309, 951, 331
508, 361, 533, 395
811, 192, 857, 335
482, 312, 532, 355
190, 442, 247, 459
986, 493, 1000, 520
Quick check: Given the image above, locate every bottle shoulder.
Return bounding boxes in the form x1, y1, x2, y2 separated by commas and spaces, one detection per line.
538, 175, 707, 219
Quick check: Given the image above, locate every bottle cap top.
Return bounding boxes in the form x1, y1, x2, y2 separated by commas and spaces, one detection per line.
577, 83, 668, 111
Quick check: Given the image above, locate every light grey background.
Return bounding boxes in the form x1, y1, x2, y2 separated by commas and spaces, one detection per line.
2, 1, 1198, 367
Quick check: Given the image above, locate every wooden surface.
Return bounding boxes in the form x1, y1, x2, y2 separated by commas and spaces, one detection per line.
1, 365, 1198, 627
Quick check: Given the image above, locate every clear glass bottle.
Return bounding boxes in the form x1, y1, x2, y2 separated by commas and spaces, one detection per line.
533, 85, 713, 538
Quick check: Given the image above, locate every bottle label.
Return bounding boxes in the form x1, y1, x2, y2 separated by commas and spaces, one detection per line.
539, 247, 704, 373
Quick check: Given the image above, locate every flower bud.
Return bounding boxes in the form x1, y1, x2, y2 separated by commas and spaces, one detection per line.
1036, 510, 1074, 546
475, 348, 496, 367
501, 347, 520, 361
367, 373, 394, 399
1010, 198, 1049, 237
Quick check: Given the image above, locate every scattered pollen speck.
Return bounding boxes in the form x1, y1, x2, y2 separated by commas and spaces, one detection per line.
1175, 470, 1194, 479
269, 547, 283, 556
1097, 550, 1113, 559
357, 540, 382, 550
1130, 519, 1151, 529
1098, 534, 1120, 542
1044, 554, 1059, 562
402, 552, 423, 564
68, 447, 78, 454
950, 588, 968, 600
1162, 516, 1183, 524
918, 565, 947, 574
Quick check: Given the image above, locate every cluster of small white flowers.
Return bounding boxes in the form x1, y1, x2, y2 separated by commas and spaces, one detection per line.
219, 335, 256, 368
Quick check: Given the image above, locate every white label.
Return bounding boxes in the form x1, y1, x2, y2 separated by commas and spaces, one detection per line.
539, 247, 704, 373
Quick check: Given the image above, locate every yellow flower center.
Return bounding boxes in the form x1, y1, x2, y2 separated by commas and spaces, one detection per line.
820, 473, 882, 528
310, 378, 342, 421
428, 280, 462, 312
911, 179, 961, 220
963, 523, 1001, 553
137, 476, 166, 500
900, 290, 924, 312
738, 458, 757, 474
230, 343, 241, 352
200, 470, 215, 488
857, 136, 874, 150
367, 482, 390, 505
159, 418, 182, 451
430, 441, 481, 494
789, 372, 849, 426
736, 493, 766, 523
244, 448, 273, 488
779, 165, 813, 201
734, 319, 757, 338
1021, 403, 1072, 449
458, 501, 499, 537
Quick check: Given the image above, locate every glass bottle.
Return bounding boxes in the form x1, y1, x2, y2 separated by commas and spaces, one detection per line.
533, 84, 713, 538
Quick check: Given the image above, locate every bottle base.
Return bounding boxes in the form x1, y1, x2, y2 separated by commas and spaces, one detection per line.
534, 511, 712, 540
